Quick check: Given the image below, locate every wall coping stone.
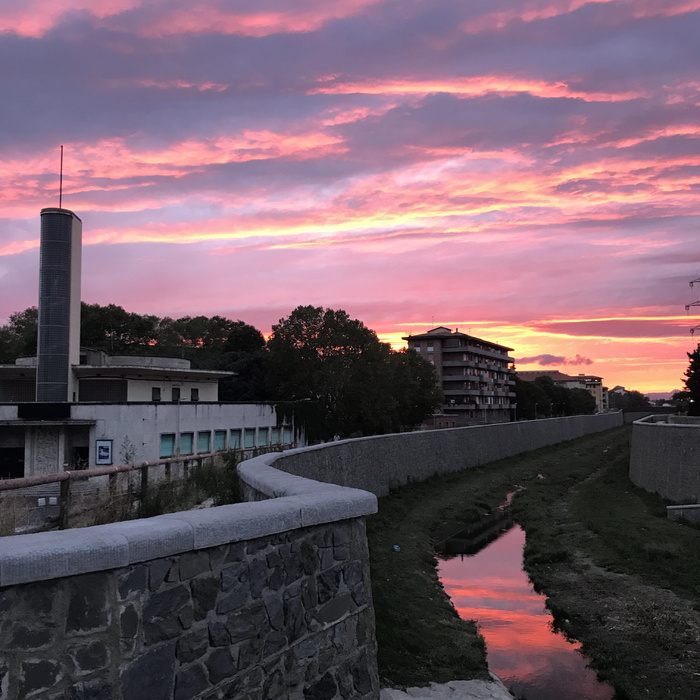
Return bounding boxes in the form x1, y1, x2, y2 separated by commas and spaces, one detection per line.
633, 414, 698, 427
0, 455, 378, 587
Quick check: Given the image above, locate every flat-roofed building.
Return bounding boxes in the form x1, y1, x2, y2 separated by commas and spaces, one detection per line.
403, 327, 516, 425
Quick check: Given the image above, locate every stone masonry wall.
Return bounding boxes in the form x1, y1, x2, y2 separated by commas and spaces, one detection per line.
0, 519, 376, 700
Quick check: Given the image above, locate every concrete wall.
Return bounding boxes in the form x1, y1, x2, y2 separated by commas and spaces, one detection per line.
126, 379, 219, 403
630, 415, 700, 503
272, 413, 624, 497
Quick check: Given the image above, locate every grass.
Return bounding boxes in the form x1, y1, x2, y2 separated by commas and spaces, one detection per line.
367, 425, 700, 695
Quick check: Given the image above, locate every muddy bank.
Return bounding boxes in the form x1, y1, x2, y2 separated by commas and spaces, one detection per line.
526, 543, 700, 699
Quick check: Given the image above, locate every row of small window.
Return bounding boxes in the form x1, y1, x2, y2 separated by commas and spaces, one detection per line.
152, 387, 199, 402
159, 426, 294, 458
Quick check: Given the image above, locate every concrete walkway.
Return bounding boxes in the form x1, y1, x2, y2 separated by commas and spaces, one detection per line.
380, 674, 515, 700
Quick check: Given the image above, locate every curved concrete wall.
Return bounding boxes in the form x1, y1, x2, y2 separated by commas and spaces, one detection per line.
630, 415, 700, 503
271, 413, 624, 497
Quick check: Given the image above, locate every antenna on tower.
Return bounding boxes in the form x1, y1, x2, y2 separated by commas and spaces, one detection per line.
59, 145, 64, 209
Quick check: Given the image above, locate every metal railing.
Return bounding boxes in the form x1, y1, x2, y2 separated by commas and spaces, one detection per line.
0, 445, 282, 531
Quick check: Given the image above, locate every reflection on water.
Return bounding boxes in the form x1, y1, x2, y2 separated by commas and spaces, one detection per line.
437, 524, 615, 700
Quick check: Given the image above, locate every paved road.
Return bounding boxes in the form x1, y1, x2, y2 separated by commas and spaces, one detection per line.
380, 675, 515, 700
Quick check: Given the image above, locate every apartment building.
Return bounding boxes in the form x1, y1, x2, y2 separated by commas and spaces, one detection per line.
403, 327, 516, 424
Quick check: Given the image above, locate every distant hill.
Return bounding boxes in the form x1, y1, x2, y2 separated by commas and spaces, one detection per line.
646, 391, 678, 401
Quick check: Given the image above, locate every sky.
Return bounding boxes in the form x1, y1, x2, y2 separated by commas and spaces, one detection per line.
1, 0, 699, 394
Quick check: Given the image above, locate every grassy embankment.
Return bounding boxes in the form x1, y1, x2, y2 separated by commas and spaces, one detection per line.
366, 425, 700, 696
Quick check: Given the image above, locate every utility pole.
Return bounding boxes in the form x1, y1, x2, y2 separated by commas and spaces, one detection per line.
687, 277, 700, 335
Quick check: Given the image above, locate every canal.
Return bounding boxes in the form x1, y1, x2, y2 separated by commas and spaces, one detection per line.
436, 515, 616, 700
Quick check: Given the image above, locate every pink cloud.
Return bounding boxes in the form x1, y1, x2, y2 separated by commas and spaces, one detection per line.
309, 75, 646, 102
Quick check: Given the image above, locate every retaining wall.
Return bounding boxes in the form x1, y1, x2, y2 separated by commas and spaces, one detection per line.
0, 412, 622, 699
273, 413, 624, 497
630, 414, 700, 503
0, 472, 378, 699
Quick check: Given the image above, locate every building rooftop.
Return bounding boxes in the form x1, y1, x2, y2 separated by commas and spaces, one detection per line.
403, 327, 514, 352
517, 370, 602, 382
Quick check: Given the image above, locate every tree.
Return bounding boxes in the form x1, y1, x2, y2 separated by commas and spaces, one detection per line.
267, 306, 442, 440
569, 387, 597, 415
0, 307, 38, 362
608, 389, 651, 412
682, 344, 700, 416
514, 376, 550, 419
514, 375, 596, 419
81, 303, 159, 353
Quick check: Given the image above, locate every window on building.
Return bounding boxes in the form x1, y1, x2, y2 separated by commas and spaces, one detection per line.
214, 430, 226, 451
230, 429, 241, 449
258, 428, 269, 447
180, 432, 193, 455
244, 428, 256, 448
191, 388, 199, 402
197, 431, 211, 453
271, 426, 281, 445
160, 434, 175, 458
283, 426, 293, 444
152, 387, 161, 402
171, 387, 181, 402
427, 344, 434, 352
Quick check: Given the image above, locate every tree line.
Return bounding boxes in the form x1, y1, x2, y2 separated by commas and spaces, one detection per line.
514, 375, 597, 418
0, 303, 443, 441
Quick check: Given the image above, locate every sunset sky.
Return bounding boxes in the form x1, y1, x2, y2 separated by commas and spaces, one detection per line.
1, 0, 699, 394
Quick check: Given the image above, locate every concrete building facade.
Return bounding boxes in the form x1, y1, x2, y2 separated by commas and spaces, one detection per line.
403, 327, 516, 424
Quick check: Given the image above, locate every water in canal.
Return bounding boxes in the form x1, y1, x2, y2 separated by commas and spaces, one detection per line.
436, 515, 616, 700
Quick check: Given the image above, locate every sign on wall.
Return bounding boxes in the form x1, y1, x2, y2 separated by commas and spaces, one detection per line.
95, 439, 113, 465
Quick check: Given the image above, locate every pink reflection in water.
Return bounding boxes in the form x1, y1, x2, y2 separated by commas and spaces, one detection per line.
438, 525, 615, 700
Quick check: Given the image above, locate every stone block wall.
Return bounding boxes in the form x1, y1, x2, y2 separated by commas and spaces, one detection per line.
630, 415, 700, 503
0, 519, 376, 700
